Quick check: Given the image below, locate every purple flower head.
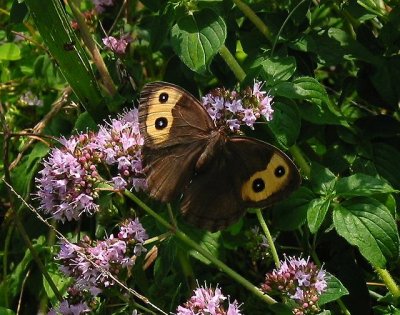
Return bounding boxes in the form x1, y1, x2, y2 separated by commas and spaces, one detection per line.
261, 255, 328, 315
201, 80, 274, 133
48, 300, 90, 315
92, 108, 146, 192
103, 35, 131, 54
176, 283, 242, 315
56, 219, 148, 297
35, 133, 101, 222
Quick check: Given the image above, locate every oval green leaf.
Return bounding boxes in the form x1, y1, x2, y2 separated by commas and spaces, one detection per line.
335, 173, 398, 197
268, 101, 300, 148
307, 197, 331, 234
171, 8, 226, 74
319, 273, 349, 305
0, 43, 21, 60
333, 197, 399, 268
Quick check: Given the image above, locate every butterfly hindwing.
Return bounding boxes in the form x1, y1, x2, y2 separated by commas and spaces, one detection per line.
181, 137, 301, 231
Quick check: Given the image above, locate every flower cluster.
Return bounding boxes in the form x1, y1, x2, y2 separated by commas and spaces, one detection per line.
261, 256, 328, 315
35, 109, 146, 222
57, 218, 148, 297
103, 34, 132, 54
176, 283, 242, 315
19, 91, 43, 107
201, 80, 274, 132
93, 109, 146, 192
92, 0, 114, 13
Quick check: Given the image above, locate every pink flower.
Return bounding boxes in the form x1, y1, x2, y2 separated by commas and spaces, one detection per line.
103, 35, 131, 54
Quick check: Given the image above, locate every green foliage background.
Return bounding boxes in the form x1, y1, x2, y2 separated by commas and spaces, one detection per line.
1, 0, 400, 314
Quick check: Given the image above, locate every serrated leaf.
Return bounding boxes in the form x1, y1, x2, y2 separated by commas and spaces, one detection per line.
272, 77, 345, 125
171, 8, 226, 73
0, 43, 21, 61
333, 197, 399, 268
307, 197, 331, 234
335, 173, 397, 197
268, 101, 300, 148
272, 187, 314, 231
319, 273, 349, 305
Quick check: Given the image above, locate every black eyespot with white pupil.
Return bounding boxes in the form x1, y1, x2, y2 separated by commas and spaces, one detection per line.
275, 166, 286, 178
252, 178, 265, 193
155, 117, 168, 130
159, 92, 169, 103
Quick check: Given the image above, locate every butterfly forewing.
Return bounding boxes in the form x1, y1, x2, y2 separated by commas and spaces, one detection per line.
139, 82, 215, 202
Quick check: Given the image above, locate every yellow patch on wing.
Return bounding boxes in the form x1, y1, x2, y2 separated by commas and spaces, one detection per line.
145, 87, 182, 144
241, 153, 291, 202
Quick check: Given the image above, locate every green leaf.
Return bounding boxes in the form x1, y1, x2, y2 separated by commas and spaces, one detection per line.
43, 262, 71, 305
273, 77, 345, 125
0, 308, 16, 315
171, 8, 226, 73
310, 163, 337, 195
12, 142, 49, 198
333, 197, 399, 268
179, 226, 222, 264
260, 56, 297, 83
0, 43, 21, 61
268, 101, 300, 148
319, 273, 349, 305
272, 187, 314, 231
335, 174, 397, 197
307, 197, 331, 234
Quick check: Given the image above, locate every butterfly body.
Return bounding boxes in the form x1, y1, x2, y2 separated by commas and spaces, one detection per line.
139, 81, 301, 231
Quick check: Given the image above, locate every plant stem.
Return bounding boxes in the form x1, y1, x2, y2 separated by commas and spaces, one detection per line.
232, 0, 271, 41
218, 45, 246, 82
125, 190, 277, 304
69, 0, 117, 96
255, 209, 280, 268
289, 145, 311, 178
375, 267, 400, 298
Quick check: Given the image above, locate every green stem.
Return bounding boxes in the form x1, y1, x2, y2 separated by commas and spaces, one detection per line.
289, 145, 311, 178
255, 209, 280, 268
218, 45, 246, 82
69, 0, 117, 96
177, 250, 196, 290
232, 0, 271, 41
375, 267, 400, 298
271, 0, 307, 56
124, 190, 277, 304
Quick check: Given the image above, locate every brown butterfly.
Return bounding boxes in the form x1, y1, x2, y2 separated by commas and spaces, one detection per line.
139, 81, 301, 231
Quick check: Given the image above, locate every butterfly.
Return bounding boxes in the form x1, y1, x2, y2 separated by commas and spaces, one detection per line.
138, 81, 301, 231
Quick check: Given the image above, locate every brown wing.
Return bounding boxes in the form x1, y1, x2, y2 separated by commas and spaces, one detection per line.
139, 81, 215, 202
181, 137, 301, 231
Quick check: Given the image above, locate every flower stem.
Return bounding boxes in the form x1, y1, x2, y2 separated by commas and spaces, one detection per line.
289, 145, 311, 178
124, 190, 277, 304
375, 267, 400, 298
68, 0, 117, 96
218, 45, 246, 82
255, 209, 280, 268
232, 0, 271, 41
